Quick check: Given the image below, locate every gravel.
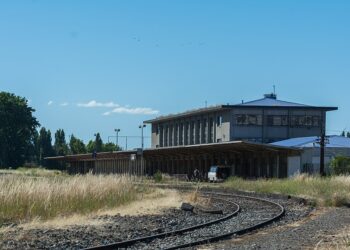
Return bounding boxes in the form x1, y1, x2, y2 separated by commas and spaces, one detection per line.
132, 195, 284, 249
209, 207, 350, 249
0, 196, 230, 250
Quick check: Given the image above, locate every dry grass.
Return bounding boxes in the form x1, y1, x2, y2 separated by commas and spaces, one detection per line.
224, 174, 350, 207
0, 189, 184, 232
0, 174, 144, 223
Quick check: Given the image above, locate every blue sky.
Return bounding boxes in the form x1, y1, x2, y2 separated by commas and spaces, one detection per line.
1, 0, 349, 148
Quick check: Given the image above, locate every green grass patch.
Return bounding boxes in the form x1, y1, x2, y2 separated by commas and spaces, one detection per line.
223, 174, 350, 207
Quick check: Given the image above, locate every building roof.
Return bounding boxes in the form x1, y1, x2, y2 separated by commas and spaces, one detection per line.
271, 135, 350, 148
144, 94, 337, 123
238, 94, 309, 107
144, 105, 232, 123
46, 141, 300, 162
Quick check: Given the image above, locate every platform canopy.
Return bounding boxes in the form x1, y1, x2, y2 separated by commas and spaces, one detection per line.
46, 141, 300, 162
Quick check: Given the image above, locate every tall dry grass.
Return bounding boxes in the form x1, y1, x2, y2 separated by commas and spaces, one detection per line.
224, 174, 350, 206
0, 174, 142, 223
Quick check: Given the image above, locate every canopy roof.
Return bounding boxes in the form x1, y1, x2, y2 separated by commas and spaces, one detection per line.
271, 135, 350, 148
46, 141, 300, 162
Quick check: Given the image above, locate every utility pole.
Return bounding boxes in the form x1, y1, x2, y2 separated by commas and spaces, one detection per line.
139, 124, 146, 176
320, 132, 325, 176
318, 114, 328, 177
114, 128, 120, 150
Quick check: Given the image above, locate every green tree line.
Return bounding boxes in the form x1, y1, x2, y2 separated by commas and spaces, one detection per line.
0, 91, 121, 169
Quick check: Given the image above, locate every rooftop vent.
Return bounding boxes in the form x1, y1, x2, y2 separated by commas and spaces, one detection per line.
264, 93, 277, 99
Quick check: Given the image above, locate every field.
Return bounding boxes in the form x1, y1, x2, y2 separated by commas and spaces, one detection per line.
223, 174, 350, 207
0, 170, 149, 223
1, 167, 350, 226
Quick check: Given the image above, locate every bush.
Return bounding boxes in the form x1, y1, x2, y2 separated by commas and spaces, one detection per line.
330, 156, 350, 175
154, 170, 163, 183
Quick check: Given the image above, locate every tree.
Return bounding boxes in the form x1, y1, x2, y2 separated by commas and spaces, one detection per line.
103, 142, 120, 152
86, 140, 95, 153
54, 129, 68, 156
95, 133, 103, 152
69, 134, 86, 154
25, 129, 40, 165
86, 133, 103, 153
347, 132, 350, 138
341, 131, 345, 137
86, 134, 121, 153
0, 92, 40, 167
38, 127, 55, 167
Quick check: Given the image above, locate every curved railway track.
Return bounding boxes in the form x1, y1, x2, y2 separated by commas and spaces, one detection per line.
85, 191, 284, 250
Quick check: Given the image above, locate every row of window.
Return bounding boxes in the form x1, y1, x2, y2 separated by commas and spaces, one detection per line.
235, 115, 321, 127
159, 119, 215, 147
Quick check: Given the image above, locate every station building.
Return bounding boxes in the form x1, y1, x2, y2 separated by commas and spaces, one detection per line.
145, 93, 337, 147
47, 94, 337, 179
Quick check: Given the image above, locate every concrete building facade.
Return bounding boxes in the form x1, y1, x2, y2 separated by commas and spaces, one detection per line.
145, 94, 337, 148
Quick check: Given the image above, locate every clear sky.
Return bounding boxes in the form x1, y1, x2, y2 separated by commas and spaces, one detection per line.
1, 0, 349, 149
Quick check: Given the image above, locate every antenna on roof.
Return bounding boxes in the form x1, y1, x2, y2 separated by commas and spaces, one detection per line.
273, 85, 276, 95
205, 100, 207, 108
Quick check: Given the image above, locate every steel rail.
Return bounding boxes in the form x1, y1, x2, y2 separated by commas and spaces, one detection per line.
84, 194, 240, 250
164, 191, 285, 250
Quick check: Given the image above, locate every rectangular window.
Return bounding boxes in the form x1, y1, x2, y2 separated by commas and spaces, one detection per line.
291, 116, 321, 127
164, 126, 168, 147
267, 115, 288, 126
191, 121, 195, 145
174, 124, 178, 146
159, 125, 163, 147
235, 114, 262, 126
169, 125, 173, 146
305, 116, 313, 126
217, 116, 223, 126
179, 123, 183, 145
313, 116, 320, 127
202, 119, 207, 143
208, 118, 213, 143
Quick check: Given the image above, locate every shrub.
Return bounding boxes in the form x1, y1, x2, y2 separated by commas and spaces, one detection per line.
330, 156, 350, 175
154, 170, 163, 183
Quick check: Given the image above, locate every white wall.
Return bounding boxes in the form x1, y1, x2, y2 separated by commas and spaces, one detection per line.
288, 156, 301, 177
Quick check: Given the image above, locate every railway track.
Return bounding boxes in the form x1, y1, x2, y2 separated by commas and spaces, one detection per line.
85, 190, 285, 250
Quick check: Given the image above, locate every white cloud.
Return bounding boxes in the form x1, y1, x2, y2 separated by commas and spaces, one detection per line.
77, 100, 119, 108
78, 100, 158, 115
107, 107, 159, 115
48, 101, 53, 106
60, 102, 69, 106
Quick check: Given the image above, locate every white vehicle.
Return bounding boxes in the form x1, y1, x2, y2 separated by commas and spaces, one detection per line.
208, 165, 230, 182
